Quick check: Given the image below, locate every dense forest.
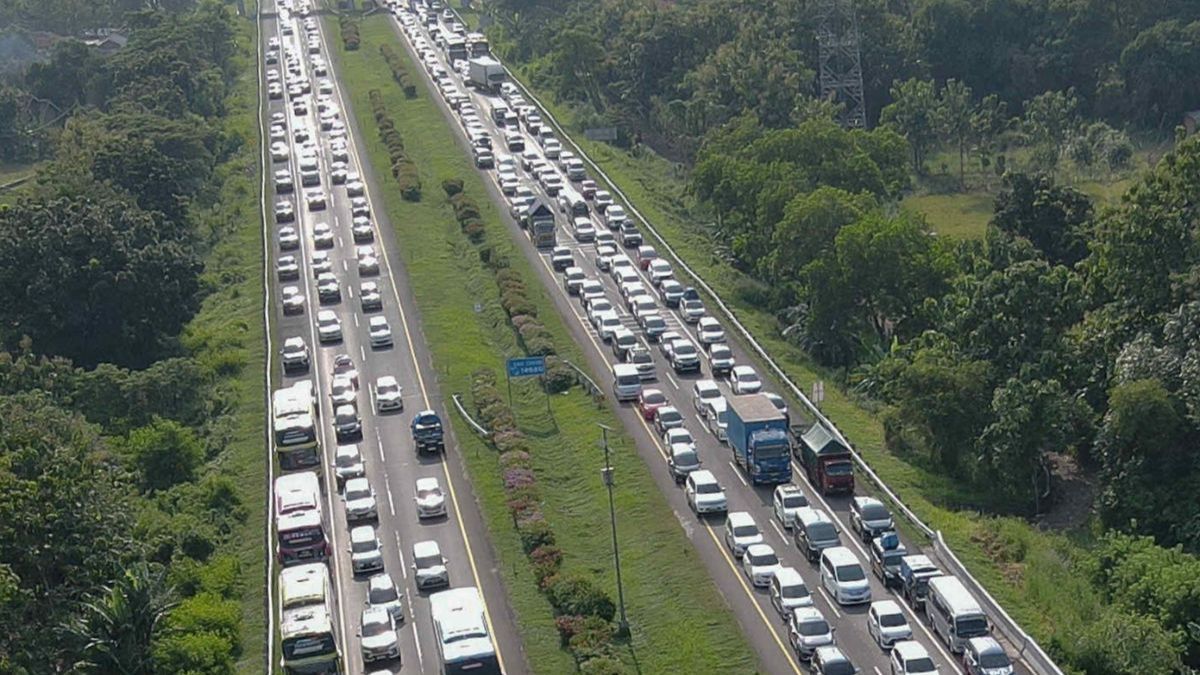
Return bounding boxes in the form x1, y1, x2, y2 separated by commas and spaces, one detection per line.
0, 2, 258, 672
482, 0, 1200, 672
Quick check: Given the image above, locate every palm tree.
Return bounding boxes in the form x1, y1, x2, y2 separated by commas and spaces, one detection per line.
65, 563, 177, 675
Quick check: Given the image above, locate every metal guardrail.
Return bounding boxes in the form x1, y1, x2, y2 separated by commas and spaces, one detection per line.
485, 35, 1064, 675
563, 359, 604, 401
451, 393, 491, 438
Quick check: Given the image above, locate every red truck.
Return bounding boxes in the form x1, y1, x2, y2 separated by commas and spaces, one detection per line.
793, 422, 855, 495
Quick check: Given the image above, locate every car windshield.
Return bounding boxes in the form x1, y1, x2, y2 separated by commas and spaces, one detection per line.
861, 504, 891, 521
958, 616, 989, 636
906, 657, 937, 673
836, 564, 866, 581
821, 661, 855, 675
750, 551, 778, 566
809, 523, 838, 542
674, 450, 699, 466
797, 619, 830, 636
782, 494, 807, 508
733, 525, 759, 537
415, 554, 442, 568
782, 584, 809, 599
644, 392, 666, 404
880, 612, 907, 627
660, 410, 681, 422
674, 343, 696, 356
696, 481, 721, 495
351, 538, 376, 553
826, 461, 853, 476
369, 583, 398, 603
979, 652, 1011, 668
362, 617, 391, 638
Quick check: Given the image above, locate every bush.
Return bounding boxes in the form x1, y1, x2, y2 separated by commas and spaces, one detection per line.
168, 592, 242, 652
530, 544, 563, 584
569, 617, 617, 664
494, 432, 531, 455
544, 358, 576, 394
509, 313, 537, 331
517, 516, 556, 554
496, 268, 524, 286
523, 333, 557, 357
397, 169, 422, 201
555, 614, 587, 647
503, 467, 536, 491
500, 290, 537, 318
498, 448, 531, 468
442, 178, 464, 197
403, 84, 417, 99
153, 631, 236, 675
580, 655, 630, 675
464, 220, 485, 242
544, 573, 616, 621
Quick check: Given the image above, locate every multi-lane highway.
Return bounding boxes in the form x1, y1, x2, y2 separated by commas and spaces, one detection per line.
381, 4, 1030, 675
259, 2, 526, 673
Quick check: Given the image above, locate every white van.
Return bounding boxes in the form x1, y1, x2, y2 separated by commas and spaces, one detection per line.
927, 575, 990, 653
611, 364, 642, 402
820, 546, 872, 605
702, 396, 728, 442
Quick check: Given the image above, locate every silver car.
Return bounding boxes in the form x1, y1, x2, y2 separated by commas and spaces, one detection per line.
359, 606, 399, 663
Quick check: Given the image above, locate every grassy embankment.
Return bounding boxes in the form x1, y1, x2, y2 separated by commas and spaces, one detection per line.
180, 8, 268, 672
463, 16, 1114, 657
328, 14, 759, 674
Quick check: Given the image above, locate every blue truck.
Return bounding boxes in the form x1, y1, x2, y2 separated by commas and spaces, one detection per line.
727, 394, 793, 485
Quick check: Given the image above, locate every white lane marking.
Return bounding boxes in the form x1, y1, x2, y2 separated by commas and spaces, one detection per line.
770, 520, 789, 545
874, 667, 883, 675
385, 481, 396, 516
353, 312, 359, 327
730, 461, 750, 487
359, 344, 366, 361
819, 588, 842, 618
665, 372, 679, 390
395, 533, 407, 579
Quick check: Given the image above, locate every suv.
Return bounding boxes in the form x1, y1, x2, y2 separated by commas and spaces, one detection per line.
963, 637, 1013, 675
890, 641, 939, 675
667, 338, 701, 374
349, 525, 384, 574
812, 646, 857, 675
788, 607, 834, 661
723, 511, 763, 558
281, 337, 310, 372
332, 443, 365, 489
707, 343, 735, 377
794, 507, 840, 563
773, 484, 809, 529
685, 470, 727, 515
850, 496, 895, 542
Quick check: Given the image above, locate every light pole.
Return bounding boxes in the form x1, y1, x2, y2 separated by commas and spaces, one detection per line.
598, 423, 629, 637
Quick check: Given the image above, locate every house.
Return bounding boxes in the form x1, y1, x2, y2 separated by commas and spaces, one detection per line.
83, 32, 127, 55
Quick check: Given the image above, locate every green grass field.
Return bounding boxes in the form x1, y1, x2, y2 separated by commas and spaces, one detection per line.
328, 15, 758, 673
176, 12, 268, 673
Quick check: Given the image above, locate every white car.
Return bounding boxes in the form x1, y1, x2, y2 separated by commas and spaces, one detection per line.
742, 544, 782, 587
316, 310, 342, 343
697, 316, 726, 346
312, 222, 335, 249
691, 379, 721, 413
685, 470, 727, 515
358, 251, 380, 277
414, 477, 447, 518
579, 279, 605, 306
375, 375, 403, 412
773, 485, 809, 529
352, 216, 374, 243
359, 606, 400, 663
310, 250, 333, 276
346, 179, 365, 196
724, 511, 764, 557
333, 443, 365, 488
595, 311, 622, 342
368, 316, 393, 348
316, 273, 340, 302
789, 607, 835, 661
366, 573, 405, 623
663, 427, 695, 450
360, 281, 383, 312
343, 477, 378, 521
270, 141, 289, 161
586, 298, 613, 327
278, 226, 300, 249
329, 375, 357, 407
890, 641, 939, 675
412, 540, 449, 589
647, 258, 673, 286
305, 190, 326, 211
276, 255, 300, 280
729, 365, 763, 394
349, 524, 383, 573
594, 244, 618, 271
868, 600, 913, 649
281, 286, 304, 315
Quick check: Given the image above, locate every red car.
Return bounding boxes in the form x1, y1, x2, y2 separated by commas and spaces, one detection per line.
636, 388, 667, 421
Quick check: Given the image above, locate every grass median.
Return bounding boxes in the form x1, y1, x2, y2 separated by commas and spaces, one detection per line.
328, 14, 758, 674
477, 36, 1104, 655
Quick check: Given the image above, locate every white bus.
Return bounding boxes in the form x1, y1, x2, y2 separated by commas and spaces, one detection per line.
279, 563, 331, 610
274, 472, 330, 565
273, 381, 320, 470
927, 575, 990, 653
429, 587, 502, 674
280, 602, 340, 674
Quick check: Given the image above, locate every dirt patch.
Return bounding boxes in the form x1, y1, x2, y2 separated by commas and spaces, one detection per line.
1037, 451, 1096, 532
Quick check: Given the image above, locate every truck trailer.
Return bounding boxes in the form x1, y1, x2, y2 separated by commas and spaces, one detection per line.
467, 56, 506, 92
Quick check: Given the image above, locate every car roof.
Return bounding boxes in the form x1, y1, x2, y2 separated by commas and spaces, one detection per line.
691, 469, 717, 484
733, 365, 756, 376
416, 477, 440, 489
854, 495, 885, 509
967, 636, 1004, 654
774, 566, 804, 584
350, 524, 375, 540
791, 606, 825, 622
368, 573, 395, 590
727, 510, 756, 526
412, 539, 441, 557
893, 640, 929, 659
745, 543, 774, 556
872, 599, 903, 615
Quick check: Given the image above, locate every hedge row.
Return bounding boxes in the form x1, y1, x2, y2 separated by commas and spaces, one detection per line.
443, 181, 485, 243
379, 43, 418, 99
470, 370, 627, 673
367, 89, 421, 201
338, 14, 360, 51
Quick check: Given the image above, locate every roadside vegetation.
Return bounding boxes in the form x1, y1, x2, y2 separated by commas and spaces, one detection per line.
0, 2, 268, 673
465, 0, 1200, 672
329, 14, 758, 674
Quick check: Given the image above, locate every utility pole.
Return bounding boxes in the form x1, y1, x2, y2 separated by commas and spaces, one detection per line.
816, 0, 867, 129
598, 424, 629, 637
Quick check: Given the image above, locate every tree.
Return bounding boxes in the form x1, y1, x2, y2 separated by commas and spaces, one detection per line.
1073, 607, 1183, 675
970, 94, 1010, 187
764, 187, 876, 284
1023, 89, 1081, 171
937, 79, 974, 188
0, 195, 202, 367
881, 78, 939, 174
1119, 20, 1200, 129
991, 172, 1093, 266
976, 378, 1085, 513
66, 564, 176, 675
121, 418, 205, 493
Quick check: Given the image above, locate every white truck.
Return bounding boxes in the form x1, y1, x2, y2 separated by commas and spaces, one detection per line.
467, 56, 506, 93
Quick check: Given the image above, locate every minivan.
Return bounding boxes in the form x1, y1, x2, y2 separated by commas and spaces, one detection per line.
723, 511, 763, 558
794, 507, 840, 562
820, 546, 872, 605
611, 364, 642, 402
770, 566, 813, 617
927, 575, 990, 653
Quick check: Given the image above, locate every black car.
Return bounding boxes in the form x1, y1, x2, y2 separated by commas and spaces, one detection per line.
550, 246, 574, 272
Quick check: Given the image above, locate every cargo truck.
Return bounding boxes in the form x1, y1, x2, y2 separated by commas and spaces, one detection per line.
794, 422, 855, 494
467, 56, 506, 93
727, 394, 793, 485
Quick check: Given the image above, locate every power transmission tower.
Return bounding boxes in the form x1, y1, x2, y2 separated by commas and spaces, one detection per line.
815, 0, 867, 129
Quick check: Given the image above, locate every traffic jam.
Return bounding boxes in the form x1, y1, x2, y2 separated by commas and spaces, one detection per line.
264, 1, 506, 673
385, 2, 1021, 675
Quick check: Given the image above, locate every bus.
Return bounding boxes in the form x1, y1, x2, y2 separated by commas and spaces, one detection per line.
274, 381, 320, 470
446, 35, 468, 63
280, 603, 340, 674
430, 587, 502, 674
927, 575, 990, 653
280, 563, 332, 610
466, 32, 489, 58
275, 472, 330, 565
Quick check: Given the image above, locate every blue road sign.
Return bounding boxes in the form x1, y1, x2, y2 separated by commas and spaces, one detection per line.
506, 356, 546, 378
